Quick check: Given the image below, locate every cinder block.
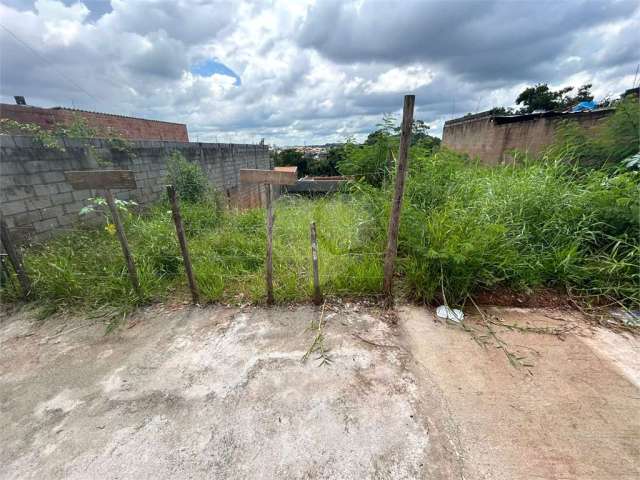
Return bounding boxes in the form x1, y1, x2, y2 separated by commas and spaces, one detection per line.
41, 206, 64, 221
34, 184, 59, 196
0, 199, 26, 216
0, 185, 34, 200
2, 215, 18, 228
0, 136, 16, 148
0, 162, 25, 175
11, 136, 37, 148
23, 161, 50, 174
33, 217, 59, 233
13, 210, 43, 226
39, 171, 66, 183
25, 196, 52, 211
51, 192, 73, 204
58, 213, 76, 226
63, 202, 85, 215
72, 190, 93, 202
57, 183, 74, 193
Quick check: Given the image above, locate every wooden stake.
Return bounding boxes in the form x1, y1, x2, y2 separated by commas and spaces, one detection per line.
0, 215, 31, 298
310, 222, 322, 305
265, 184, 274, 305
382, 94, 415, 306
166, 185, 199, 304
104, 189, 141, 295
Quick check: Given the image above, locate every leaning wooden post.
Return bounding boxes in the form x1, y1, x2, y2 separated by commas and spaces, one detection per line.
310, 222, 322, 305
382, 94, 415, 306
104, 189, 141, 295
0, 214, 31, 299
65, 170, 141, 296
265, 184, 275, 305
239, 166, 298, 305
240, 167, 298, 305
166, 185, 199, 304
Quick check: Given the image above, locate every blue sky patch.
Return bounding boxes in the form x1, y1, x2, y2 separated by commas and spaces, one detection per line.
191, 59, 241, 86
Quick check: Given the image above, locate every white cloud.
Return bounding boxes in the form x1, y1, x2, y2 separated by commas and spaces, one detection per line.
35, 0, 89, 45
0, 0, 638, 145
367, 65, 434, 93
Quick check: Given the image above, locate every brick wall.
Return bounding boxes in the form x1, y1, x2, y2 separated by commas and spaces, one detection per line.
442, 110, 613, 165
0, 104, 189, 142
0, 135, 271, 243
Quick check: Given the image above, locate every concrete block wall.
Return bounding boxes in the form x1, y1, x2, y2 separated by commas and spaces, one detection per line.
0, 135, 271, 243
442, 109, 613, 165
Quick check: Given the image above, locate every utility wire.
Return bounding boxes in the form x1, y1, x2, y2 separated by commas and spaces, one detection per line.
0, 23, 100, 104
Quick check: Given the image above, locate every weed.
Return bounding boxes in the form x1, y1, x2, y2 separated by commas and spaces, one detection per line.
165, 151, 210, 203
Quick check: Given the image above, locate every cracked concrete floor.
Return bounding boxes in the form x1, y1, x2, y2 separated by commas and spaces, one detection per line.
0, 303, 638, 479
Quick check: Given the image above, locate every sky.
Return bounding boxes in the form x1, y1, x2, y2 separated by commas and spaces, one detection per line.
0, 0, 638, 146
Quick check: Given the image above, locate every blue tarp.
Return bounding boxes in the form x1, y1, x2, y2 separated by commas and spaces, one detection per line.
571, 101, 597, 112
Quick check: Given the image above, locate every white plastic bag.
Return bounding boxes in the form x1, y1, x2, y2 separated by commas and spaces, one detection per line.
436, 305, 464, 323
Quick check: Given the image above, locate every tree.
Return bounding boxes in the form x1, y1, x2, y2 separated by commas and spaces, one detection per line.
515, 83, 574, 113
515, 83, 595, 113
365, 116, 438, 148
574, 83, 594, 103
306, 147, 342, 177
274, 148, 306, 177
488, 107, 514, 115
562, 83, 594, 109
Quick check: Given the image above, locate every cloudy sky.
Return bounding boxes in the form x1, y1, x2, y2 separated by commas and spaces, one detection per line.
0, 0, 638, 145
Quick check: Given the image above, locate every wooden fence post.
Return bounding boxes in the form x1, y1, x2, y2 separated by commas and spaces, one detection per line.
310, 222, 322, 305
166, 185, 200, 304
239, 166, 297, 305
104, 189, 141, 295
0, 215, 31, 299
265, 184, 275, 305
382, 95, 415, 306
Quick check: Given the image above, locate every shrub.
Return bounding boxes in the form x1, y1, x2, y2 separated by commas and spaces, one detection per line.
166, 151, 210, 203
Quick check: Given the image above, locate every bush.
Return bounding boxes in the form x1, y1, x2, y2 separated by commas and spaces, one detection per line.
166, 151, 210, 203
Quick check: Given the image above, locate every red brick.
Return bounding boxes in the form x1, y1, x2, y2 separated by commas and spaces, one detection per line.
0, 104, 188, 142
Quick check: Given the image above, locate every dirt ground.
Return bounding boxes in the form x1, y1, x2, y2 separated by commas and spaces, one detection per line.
0, 303, 638, 479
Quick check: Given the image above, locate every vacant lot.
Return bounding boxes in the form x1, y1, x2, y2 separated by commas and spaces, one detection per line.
1, 304, 638, 479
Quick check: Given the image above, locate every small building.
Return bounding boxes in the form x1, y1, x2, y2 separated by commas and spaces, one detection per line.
442, 109, 613, 165
0, 101, 189, 142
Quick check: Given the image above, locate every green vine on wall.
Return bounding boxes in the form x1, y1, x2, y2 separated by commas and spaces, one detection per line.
0, 118, 64, 151
0, 114, 136, 165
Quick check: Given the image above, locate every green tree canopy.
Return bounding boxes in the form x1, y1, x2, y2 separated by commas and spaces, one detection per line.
515, 83, 594, 113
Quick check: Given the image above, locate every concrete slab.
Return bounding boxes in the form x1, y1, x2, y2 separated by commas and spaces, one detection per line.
1, 304, 638, 479
0, 304, 459, 479
400, 306, 640, 480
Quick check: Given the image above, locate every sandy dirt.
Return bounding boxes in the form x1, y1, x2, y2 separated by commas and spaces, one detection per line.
0, 303, 638, 479
400, 306, 640, 480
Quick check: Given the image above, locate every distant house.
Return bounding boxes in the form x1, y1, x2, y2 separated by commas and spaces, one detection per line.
0, 100, 188, 142
442, 108, 613, 165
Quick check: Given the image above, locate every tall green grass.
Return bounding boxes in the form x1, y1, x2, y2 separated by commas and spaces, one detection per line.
1, 195, 382, 313
355, 148, 639, 307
